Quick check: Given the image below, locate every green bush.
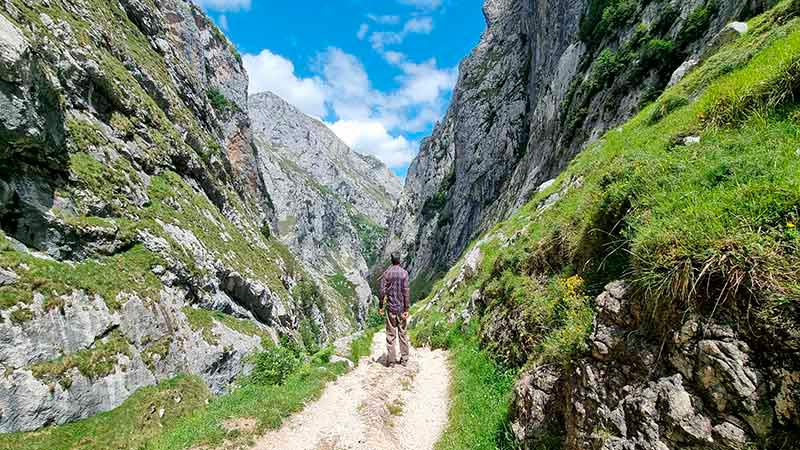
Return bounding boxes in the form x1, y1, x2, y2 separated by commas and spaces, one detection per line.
677, 1, 719, 48
579, 0, 640, 47
588, 48, 624, 94
299, 318, 321, 354
247, 345, 300, 386
366, 307, 385, 328
207, 87, 233, 113
602, 0, 639, 30
640, 38, 675, 67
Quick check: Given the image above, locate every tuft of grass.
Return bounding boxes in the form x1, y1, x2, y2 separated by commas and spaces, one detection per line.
647, 93, 690, 124
206, 88, 234, 114
700, 30, 800, 127
182, 307, 272, 346
386, 398, 404, 416
30, 330, 132, 389
348, 326, 379, 364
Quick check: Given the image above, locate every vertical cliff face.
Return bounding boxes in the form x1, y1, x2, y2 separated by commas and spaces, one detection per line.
249, 91, 402, 330
384, 0, 768, 286
0, 0, 338, 432
409, 1, 800, 448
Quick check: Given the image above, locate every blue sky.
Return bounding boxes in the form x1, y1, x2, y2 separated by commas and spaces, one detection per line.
193, 0, 485, 179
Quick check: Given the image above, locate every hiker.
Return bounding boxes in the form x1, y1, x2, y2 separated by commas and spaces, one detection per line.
379, 253, 410, 366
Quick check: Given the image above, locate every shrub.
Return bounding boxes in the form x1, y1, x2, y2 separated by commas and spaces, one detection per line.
207, 87, 233, 114
602, 0, 639, 30
647, 93, 690, 124
677, 1, 719, 48
640, 38, 675, 68
247, 345, 300, 386
588, 48, 624, 94
299, 318, 321, 354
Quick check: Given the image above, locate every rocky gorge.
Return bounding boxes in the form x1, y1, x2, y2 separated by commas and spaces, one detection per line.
0, 0, 798, 448
408, 0, 800, 449
0, 0, 399, 434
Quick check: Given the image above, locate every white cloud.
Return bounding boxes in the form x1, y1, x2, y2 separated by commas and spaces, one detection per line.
242, 49, 328, 117
218, 14, 229, 32
368, 16, 434, 51
403, 16, 433, 34
328, 120, 416, 168
192, 0, 250, 12
242, 46, 455, 169
317, 47, 456, 134
398, 0, 442, 10
357, 23, 369, 40
383, 50, 406, 64
367, 14, 402, 25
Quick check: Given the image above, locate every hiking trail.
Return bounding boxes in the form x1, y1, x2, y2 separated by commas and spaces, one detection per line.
250, 332, 450, 450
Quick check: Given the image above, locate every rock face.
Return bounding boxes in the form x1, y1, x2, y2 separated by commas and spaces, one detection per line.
383, 0, 769, 281
510, 281, 799, 450
249, 92, 402, 328
0, 0, 341, 432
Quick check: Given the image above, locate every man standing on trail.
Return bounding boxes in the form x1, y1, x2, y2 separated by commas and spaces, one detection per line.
379, 253, 410, 367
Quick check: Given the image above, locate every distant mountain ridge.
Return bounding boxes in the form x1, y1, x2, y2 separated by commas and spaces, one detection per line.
249, 91, 402, 325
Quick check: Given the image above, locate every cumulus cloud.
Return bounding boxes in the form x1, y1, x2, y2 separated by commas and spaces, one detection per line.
242, 46, 455, 169
383, 50, 406, 64
317, 47, 456, 147
403, 17, 433, 34
192, 0, 250, 12
368, 16, 434, 52
357, 23, 369, 40
243, 50, 328, 118
328, 120, 416, 168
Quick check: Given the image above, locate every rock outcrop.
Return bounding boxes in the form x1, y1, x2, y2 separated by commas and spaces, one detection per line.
0, 0, 341, 432
510, 281, 799, 450
383, 0, 773, 282
249, 92, 402, 329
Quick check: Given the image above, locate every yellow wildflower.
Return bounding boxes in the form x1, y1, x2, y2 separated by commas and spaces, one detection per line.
789, 222, 796, 229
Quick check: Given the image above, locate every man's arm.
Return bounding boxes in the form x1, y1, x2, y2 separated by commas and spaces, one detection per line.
379, 272, 386, 311
402, 271, 410, 313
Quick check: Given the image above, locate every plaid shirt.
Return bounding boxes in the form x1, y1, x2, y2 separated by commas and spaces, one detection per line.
379, 264, 410, 314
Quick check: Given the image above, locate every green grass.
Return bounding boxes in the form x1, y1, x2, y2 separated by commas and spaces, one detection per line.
30, 330, 132, 389
182, 307, 272, 346
327, 272, 357, 301
412, 322, 518, 450
2, 345, 352, 450
206, 88, 234, 114
0, 243, 163, 312
0, 375, 211, 450
348, 326, 379, 364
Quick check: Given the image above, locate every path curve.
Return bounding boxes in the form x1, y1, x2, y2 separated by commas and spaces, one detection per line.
251, 332, 450, 450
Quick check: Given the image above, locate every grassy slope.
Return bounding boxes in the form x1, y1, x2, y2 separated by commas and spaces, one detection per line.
0, 331, 378, 450
412, 2, 800, 448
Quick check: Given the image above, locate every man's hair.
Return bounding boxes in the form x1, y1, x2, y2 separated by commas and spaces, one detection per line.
391, 253, 401, 265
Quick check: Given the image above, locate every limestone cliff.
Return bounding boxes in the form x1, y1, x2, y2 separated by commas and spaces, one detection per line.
249, 92, 401, 328
410, 1, 800, 448
0, 0, 340, 432
384, 0, 772, 288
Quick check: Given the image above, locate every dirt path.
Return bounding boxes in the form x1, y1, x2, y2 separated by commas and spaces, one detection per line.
251, 332, 450, 450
